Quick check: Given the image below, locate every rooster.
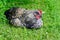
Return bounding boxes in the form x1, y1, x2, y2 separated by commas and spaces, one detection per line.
4, 7, 45, 28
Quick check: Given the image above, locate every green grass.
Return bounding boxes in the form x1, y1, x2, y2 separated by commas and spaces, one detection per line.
0, 0, 60, 40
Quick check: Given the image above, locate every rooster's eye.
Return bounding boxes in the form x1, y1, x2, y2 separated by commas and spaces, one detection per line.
34, 12, 39, 15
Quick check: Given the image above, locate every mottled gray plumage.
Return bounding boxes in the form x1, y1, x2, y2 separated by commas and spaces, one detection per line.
4, 7, 43, 28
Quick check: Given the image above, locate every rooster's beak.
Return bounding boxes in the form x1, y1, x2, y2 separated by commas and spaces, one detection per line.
42, 11, 45, 14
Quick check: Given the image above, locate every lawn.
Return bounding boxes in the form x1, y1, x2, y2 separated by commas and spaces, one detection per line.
0, 0, 60, 40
